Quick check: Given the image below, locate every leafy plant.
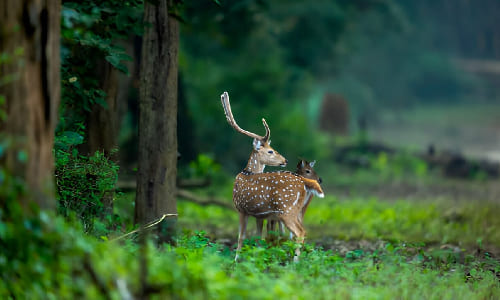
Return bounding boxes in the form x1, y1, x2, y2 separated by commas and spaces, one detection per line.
54, 132, 119, 233
187, 153, 221, 178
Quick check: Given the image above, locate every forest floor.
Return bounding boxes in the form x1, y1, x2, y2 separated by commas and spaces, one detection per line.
159, 174, 500, 257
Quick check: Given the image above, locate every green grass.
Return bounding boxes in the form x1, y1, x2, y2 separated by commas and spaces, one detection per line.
77, 169, 500, 300
306, 196, 500, 248
3, 196, 500, 299
171, 193, 500, 251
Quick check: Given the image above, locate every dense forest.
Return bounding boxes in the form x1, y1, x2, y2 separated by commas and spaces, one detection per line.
1, 0, 500, 298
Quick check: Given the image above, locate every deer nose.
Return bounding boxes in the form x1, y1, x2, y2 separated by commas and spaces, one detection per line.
318, 177, 323, 184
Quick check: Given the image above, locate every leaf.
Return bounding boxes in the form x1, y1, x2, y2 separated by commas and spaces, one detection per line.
94, 96, 108, 109
61, 131, 84, 146
469, 268, 477, 277
105, 54, 121, 68
17, 150, 28, 163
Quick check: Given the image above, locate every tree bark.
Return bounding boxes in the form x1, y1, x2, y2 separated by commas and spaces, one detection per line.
82, 60, 125, 216
0, 0, 60, 210
135, 0, 179, 242
84, 62, 121, 159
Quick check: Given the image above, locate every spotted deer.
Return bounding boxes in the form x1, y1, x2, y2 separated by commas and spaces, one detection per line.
221, 92, 324, 261
256, 159, 323, 240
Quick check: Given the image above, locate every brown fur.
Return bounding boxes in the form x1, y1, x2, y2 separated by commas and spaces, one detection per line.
257, 160, 322, 239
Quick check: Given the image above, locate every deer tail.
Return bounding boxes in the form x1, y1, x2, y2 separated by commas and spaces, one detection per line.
301, 177, 324, 198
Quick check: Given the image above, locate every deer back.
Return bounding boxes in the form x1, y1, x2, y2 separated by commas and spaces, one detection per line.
233, 171, 324, 218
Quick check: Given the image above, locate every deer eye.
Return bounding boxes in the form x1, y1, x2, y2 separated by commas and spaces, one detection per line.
268, 150, 274, 154
306, 170, 311, 173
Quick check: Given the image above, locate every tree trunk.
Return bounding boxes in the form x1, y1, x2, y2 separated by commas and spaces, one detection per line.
135, 0, 179, 242
82, 60, 124, 216
84, 62, 120, 159
0, 0, 60, 210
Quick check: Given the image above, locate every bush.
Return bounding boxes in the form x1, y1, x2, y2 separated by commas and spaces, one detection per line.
54, 131, 119, 233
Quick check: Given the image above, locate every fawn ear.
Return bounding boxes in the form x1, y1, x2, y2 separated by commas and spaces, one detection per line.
253, 138, 262, 150
296, 160, 303, 169
310, 160, 316, 168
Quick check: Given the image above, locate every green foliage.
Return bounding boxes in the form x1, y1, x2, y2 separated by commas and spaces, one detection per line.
58, 0, 142, 135
0, 205, 95, 298
370, 151, 428, 180
54, 132, 119, 233
178, 0, 401, 173
187, 153, 221, 178
2, 210, 498, 300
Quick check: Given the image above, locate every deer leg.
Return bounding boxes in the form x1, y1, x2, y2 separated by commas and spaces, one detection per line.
265, 219, 274, 241
293, 222, 306, 262
278, 221, 290, 239
235, 212, 249, 262
280, 217, 306, 261
256, 218, 264, 238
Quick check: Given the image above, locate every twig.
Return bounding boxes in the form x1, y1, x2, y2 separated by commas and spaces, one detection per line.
116, 278, 134, 300
109, 214, 178, 242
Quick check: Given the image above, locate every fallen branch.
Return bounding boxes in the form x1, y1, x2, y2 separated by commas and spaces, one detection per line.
117, 178, 211, 191
177, 189, 233, 210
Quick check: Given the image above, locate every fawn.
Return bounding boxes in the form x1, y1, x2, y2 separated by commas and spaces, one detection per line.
221, 92, 324, 261
256, 159, 322, 240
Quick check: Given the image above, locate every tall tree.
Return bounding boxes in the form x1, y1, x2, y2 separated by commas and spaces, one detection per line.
0, 0, 61, 210
135, 0, 179, 241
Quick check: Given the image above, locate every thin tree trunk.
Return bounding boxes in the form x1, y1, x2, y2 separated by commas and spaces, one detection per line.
0, 0, 60, 210
83, 61, 122, 216
135, 0, 179, 242
85, 62, 120, 159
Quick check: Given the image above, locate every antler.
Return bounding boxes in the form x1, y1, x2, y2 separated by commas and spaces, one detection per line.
221, 91, 270, 141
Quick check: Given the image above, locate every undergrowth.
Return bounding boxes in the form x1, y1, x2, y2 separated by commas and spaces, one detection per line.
1, 204, 499, 299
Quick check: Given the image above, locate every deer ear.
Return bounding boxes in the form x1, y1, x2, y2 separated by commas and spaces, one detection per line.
253, 139, 262, 150
310, 160, 316, 167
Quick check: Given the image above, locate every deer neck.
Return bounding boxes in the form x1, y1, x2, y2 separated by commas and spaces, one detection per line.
244, 150, 265, 173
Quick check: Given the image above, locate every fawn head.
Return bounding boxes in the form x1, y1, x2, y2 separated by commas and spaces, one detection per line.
296, 159, 322, 184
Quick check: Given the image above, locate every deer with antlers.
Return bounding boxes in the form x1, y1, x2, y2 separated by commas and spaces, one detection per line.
256, 159, 323, 240
221, 92, 324, 261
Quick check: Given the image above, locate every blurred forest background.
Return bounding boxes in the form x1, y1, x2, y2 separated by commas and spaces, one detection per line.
1, 0, 500, 298
114, 0, 500, 175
